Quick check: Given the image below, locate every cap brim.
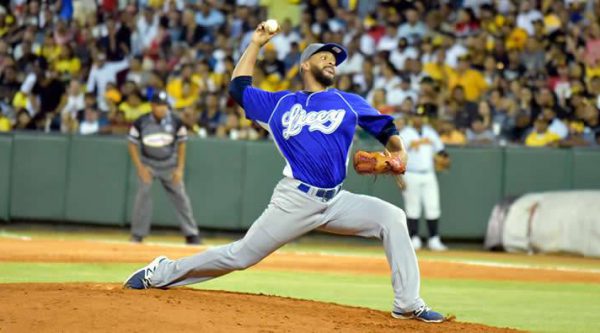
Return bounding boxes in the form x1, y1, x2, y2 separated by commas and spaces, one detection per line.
151, 99, 169, 105
310, 43, 348, 66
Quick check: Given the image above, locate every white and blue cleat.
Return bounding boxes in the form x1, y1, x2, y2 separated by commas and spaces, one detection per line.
123, 256, 168, 290
391, 305, 445, 323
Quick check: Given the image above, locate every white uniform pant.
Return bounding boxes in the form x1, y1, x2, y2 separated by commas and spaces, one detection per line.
402, 171, 441, 220
149, 177, 425, 313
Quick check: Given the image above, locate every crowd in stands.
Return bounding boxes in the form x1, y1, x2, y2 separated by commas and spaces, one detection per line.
0, 0, 599, 148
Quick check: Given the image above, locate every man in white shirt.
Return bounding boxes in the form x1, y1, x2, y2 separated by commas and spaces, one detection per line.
337, 37, 364, 75
443, 33, 468, 68
79, 106, 107, 135
377, 25, 400, 52
387, 75, 419, 107
399, 108, 449, 251
390, 38, 419, 71
516, 1, 543, 35
397, 6, 428, 44
136, 6, 159, 51
406, 58, 427, 92
269, 18, 301, 61
86, 52, 130, 111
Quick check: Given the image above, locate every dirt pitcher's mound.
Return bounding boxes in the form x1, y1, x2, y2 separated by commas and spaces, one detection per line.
0, 283, 519, 333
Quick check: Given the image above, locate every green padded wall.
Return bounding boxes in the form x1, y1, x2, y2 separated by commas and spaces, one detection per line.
65, 136, 129, 225
437, 147, 504, 238
572, 149, 600, 189
10, 134, 69, 220
0, 135, 12, 221
185, 138, 244, 230
504, 147, 571, 197
239, 141, 284, 229
3, 132, 600, 239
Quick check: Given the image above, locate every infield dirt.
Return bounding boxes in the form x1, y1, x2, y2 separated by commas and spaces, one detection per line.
0, 283, 521, 332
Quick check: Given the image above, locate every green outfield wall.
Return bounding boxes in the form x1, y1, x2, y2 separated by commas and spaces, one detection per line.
0, 133, 599, 239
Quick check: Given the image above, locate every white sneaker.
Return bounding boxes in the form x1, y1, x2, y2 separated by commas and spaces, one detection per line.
427, 236, 448, 251
411, 236, 422, 250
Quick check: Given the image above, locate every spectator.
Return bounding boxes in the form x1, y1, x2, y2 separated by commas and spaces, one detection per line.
377, 25, 399, 52
542, 107, 568, 139
560, 120, 594, 148
283, 42, 302, 72
137, 6, 159, 50
98, 18, 127, 61
126, 56, 145, 85
372, 60, 401, 95
13, 109, 33, 131
30, 69, 65, 118
0, 0, 596, 147
466, 115, 496, 145
199, 93, 225, 135
0, 111, 10, 132
0, 66, 21, 106
370, 88, 394, 115
166, 64, 201, 110
61, 80, 85, 132
390, 37, 418, 71
53, 45, 81, 79
181, 106, 202, 136
443, 32, 468, 68
398, 5, 428, 43
387, 74, 418, 108
108, 110, 129, 135
337, 37, 364, 75
86, 52, 130, 111
525, 116, 560, 147
118, 90, 151, 123
195, 1, 225, 29
454, 8, 480, 38
270, 18, 301, 61
423, 49, 453, 83
79, 106, 108, 135
447, 54, 488, 102
259, 43, 286, 79
516, 1, 543, 36
447, 85, 478, 130
438, 116, 467, 146
180, 8, 207, 47
582, 103, 600, 133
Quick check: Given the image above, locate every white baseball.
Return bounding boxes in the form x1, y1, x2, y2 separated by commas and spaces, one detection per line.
264, 19, 279, 33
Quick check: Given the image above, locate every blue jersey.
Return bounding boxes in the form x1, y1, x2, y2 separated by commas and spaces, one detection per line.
240, 87, 394, 188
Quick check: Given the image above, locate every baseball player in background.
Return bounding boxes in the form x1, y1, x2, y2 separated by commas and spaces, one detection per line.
128, 91, 202, 245
124, 22, 445, 323
399, 106, 449, 251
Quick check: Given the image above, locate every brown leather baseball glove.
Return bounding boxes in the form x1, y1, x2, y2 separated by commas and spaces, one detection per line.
353, 150, 406, 175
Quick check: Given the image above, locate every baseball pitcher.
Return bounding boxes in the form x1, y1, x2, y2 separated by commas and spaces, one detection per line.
124, 22, 445, 323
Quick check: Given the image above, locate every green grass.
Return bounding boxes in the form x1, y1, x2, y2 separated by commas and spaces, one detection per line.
1, 262, 599, 333
3, 228, 600, 271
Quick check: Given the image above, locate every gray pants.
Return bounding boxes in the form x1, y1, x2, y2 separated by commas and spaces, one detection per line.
149, 178, 424, 313
131, 166, 199, 238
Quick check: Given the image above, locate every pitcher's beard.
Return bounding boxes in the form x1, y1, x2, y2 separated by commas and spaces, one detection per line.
311, 66, 335, 87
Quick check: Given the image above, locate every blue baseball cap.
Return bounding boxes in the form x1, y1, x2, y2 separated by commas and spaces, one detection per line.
300, 43, 348, 66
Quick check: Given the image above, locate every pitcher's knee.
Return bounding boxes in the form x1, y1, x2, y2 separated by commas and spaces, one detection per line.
380, 207, 408, 232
